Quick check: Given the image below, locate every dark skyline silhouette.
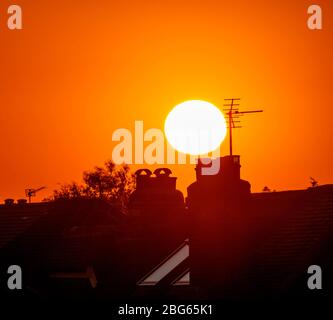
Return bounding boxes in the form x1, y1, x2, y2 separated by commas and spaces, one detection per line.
1, 154, 332, 300
1, 0, 333, 308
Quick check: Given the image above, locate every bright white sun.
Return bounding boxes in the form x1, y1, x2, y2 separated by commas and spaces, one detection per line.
164, 100, 227, 155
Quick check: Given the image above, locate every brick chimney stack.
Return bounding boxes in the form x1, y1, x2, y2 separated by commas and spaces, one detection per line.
187, 155, 252, 297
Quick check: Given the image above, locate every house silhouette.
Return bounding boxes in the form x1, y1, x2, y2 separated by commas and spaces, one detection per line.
0, 155, 332, 300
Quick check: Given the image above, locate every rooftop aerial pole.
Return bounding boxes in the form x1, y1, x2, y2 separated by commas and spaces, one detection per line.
25, 186, 46, 203
223, 98, 263, 156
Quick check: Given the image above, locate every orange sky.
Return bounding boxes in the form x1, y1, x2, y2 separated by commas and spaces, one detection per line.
1, 0, 333, 202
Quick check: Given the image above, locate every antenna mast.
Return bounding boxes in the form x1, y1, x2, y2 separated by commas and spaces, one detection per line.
25, 186, 46, 203
223, 98, 263, 156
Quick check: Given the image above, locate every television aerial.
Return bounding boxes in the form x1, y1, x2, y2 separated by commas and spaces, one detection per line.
223, 98, 263, 156
25, 186, 46, 203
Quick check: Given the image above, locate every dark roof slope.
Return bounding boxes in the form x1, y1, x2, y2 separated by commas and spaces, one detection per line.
0, 203, 48, 250
249, 185, 333, 294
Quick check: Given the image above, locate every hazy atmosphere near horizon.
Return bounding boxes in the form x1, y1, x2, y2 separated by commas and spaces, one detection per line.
1, 0, 333, 309
1, 0, 333, 202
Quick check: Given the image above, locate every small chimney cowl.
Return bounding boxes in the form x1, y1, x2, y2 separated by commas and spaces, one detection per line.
4, 198, 15, 205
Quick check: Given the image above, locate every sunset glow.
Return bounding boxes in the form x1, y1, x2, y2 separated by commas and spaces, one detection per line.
1, 0, 333, 201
